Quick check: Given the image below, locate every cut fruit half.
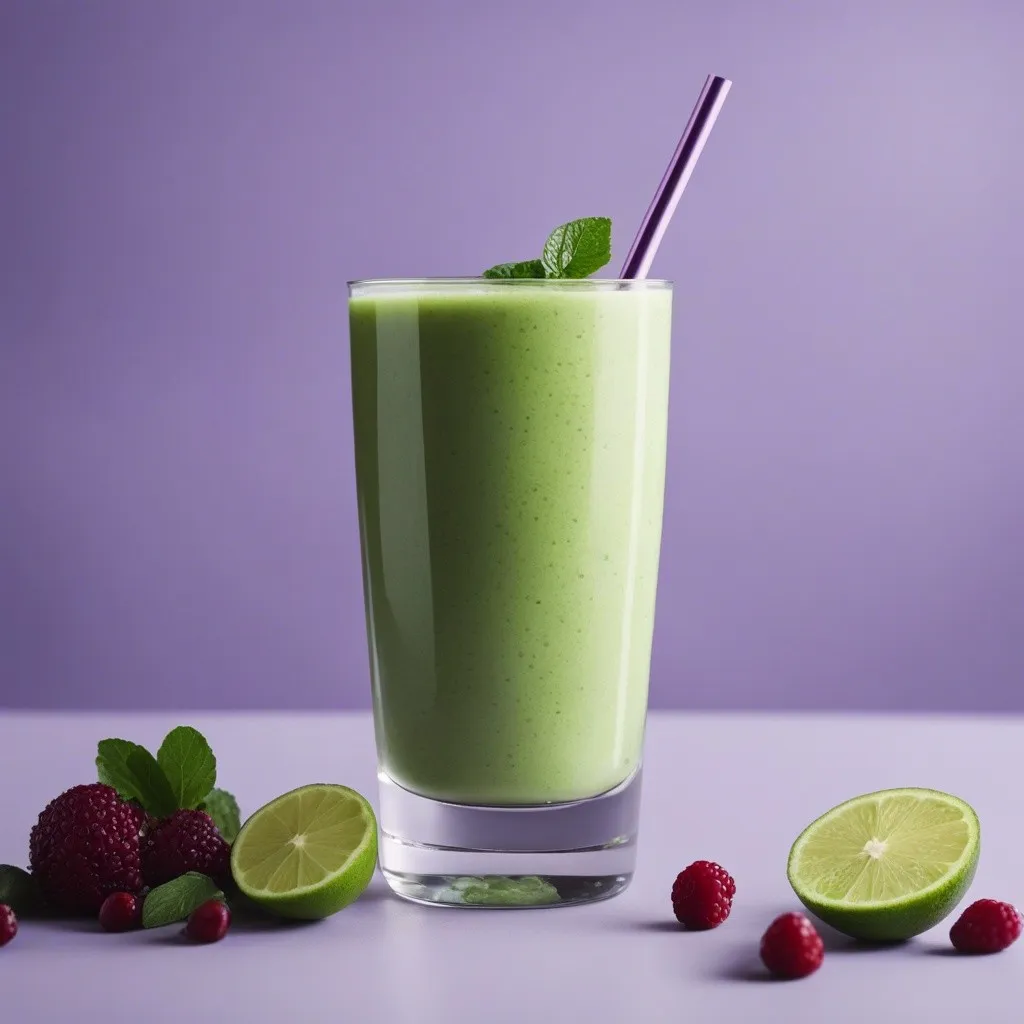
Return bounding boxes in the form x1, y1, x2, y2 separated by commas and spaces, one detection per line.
231, 784, 378, 920
787, 787, 980, 942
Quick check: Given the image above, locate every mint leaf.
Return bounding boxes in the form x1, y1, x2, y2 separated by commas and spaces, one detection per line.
201, 788, 241, 843
126, 746, 178, 818
0, 865, 41, 915
96, 738, 148, 802
97, 738, 177, 817
142, 872, 223, 929
482, 259, 546, 279
541, 217, 612, 279
157, 726, 217, 810
483, 218, 613, 281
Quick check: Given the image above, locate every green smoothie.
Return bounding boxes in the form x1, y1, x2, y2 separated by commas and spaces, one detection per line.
349, 279, 671, 806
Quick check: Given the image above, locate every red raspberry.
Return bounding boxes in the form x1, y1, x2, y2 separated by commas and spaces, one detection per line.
671, 860, 736, 929
29, 783, 145, 913
0, 904, 17, 947
760, 912, 825, 979
142, 810, 230, 887
950, 899, 1023, 954
185, 899, 231, 943
98, 891, 140, 932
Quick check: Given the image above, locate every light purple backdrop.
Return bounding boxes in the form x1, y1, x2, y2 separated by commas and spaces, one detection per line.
2, 0, 1022, 712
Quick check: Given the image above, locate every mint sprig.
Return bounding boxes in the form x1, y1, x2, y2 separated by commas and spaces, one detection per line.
142, 872, 223, 929
483, 217, 612, 280
97, 726, 239, 832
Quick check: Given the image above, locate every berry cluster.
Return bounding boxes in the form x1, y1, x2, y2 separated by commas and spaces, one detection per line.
1, 782, 232, 947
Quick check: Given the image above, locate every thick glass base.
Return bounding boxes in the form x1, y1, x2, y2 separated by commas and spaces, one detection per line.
376, 767, 641, 908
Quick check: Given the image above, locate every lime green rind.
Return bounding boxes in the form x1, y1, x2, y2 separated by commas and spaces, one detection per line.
230, 783, 379, 921
787, 787, 980, 942
247, 850, 377, 921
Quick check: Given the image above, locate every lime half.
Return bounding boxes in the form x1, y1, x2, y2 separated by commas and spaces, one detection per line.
787, 787, 980, 941
231, 784, 378, 920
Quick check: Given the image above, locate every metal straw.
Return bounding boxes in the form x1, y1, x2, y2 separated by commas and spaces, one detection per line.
619, 74, 732, 279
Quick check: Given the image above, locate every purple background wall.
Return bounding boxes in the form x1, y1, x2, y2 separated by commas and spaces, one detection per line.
2, 0, 1022, 712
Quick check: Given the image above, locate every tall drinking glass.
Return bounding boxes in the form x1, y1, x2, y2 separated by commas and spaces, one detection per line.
349, 278, 671, 907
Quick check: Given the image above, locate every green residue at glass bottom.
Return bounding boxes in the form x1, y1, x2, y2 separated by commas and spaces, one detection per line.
436, 876, 561, 906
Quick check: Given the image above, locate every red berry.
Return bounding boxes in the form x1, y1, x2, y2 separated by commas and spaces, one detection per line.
185, 899, 231, 943
142, 810, 230, 887
760, 912, 825, 979
29, 783, 145, 913
98, 891, 140, 932
0, 904, 17, 947
950, 899, 1023, 954
671, 860, 736, 929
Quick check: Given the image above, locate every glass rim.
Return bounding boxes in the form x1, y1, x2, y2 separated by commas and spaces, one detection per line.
348, 277, 672, 295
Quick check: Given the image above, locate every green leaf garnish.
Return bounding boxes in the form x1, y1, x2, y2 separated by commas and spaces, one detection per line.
125, 746, 178, 818
201, 788, 241, 843
96, 738, 148, 802
482, 259, 546, 279
142, 872, 223, 929
541, 217, 612, 279
157, 726, 217, 810
97, 738, 177, 818
482, 218, 613, 280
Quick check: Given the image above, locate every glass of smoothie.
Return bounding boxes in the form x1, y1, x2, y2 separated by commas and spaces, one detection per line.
348, 277, 672, 906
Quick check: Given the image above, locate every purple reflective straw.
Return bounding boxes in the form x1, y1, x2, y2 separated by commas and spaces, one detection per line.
619, 74, 732, 280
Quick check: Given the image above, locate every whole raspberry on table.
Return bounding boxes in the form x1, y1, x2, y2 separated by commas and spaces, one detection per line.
142, 809, 230, 887
29, 783, 146, 914
760, 912, 825, 979
950, 899, 1023, 954
0, 904, 17, 947
98, 891, 141, 932
671, 860, 736, 929
185, 899, 231, 943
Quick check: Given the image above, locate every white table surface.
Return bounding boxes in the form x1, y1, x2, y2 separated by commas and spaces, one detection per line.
1, 711, 1020, 1023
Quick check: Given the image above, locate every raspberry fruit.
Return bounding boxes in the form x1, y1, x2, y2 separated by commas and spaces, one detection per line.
142, 810, 230, 887
98, 891, 140, 932
950, 899, 1023, 954
29, 783, 145, 914
671, 860, 736, 929
185, 899, 231, 943
0, 904, 17, 947
760, 912, 825, 979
